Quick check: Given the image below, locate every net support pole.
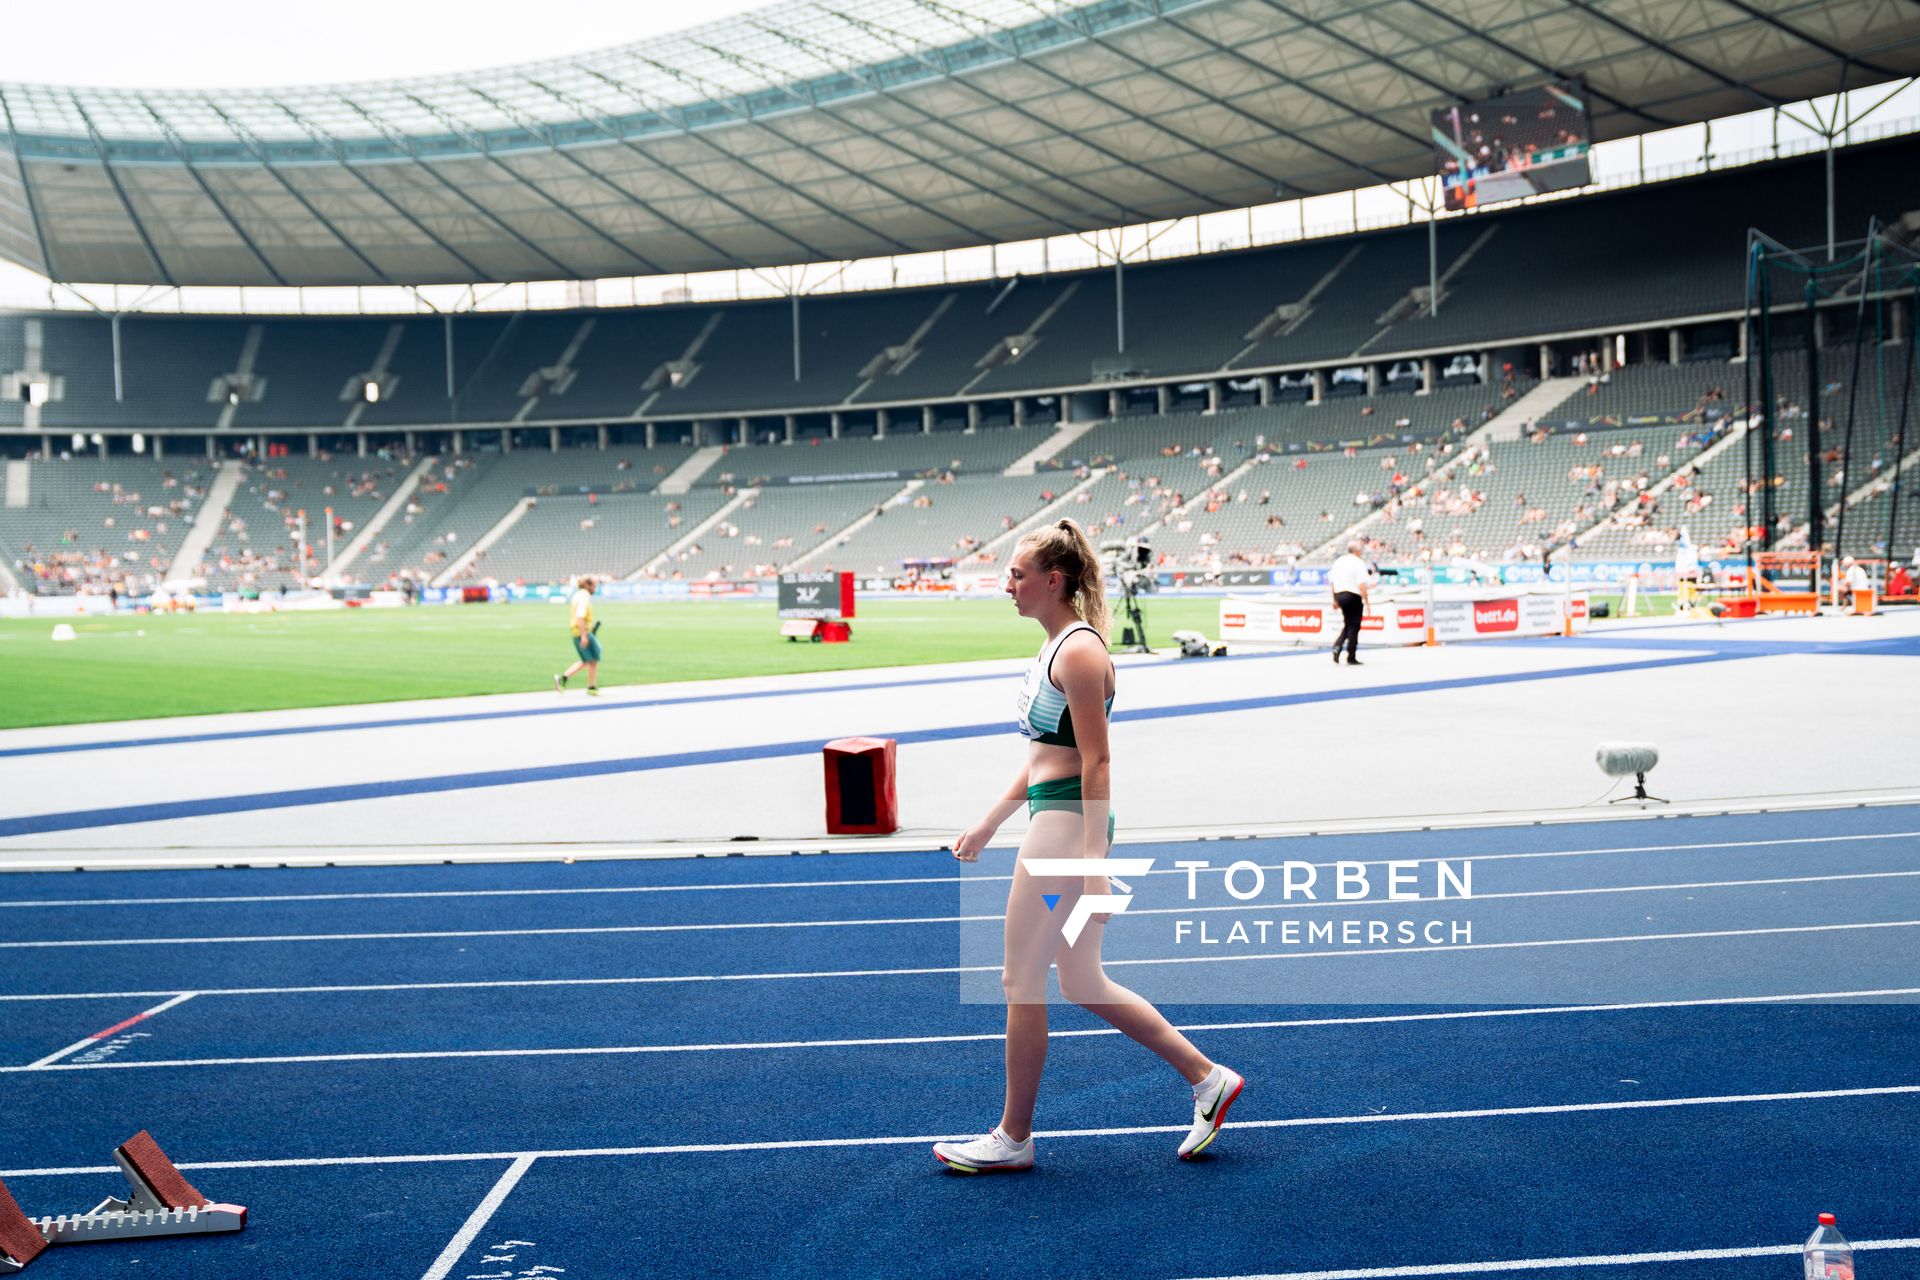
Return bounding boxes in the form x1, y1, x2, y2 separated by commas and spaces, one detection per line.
1807, 276, 1824, 555
1834, 232, 1875, 558
1114, 255, 1126, 354
791, 291, 802, 382
1757, 242, 1779, 550
1888, 284, 1917, 563
1743, 238, 1758, 574
111, 312, 124, 403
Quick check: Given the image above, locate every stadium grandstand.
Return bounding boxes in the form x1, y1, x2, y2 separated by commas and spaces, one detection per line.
0, 0, 1917, 597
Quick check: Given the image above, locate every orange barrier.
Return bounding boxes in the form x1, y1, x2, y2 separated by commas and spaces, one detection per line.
1749, 551, 1823, 615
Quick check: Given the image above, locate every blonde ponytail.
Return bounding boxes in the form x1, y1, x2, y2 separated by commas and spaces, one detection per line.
1019, 518, 1110, 640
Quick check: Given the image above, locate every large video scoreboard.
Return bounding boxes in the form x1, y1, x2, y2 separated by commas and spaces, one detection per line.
1433, 81, 1593, 212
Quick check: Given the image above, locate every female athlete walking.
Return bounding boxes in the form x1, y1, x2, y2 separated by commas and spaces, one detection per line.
934, 519, 1243, 1173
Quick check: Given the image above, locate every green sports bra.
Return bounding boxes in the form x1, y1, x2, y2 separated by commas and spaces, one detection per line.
1014, 623, 1113, 748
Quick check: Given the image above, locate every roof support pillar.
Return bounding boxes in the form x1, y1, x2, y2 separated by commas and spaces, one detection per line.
1429, 217, 1440, 318
1826, 140, 1836, 263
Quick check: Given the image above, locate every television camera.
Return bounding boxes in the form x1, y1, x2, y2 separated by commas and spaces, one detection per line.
1100, 534, 1155, 653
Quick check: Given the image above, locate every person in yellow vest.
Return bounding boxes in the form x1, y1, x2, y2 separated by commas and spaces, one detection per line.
554, 576, 601, 694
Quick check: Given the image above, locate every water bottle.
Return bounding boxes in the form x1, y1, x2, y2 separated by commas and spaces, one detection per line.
1804, 1212, 1854, 1279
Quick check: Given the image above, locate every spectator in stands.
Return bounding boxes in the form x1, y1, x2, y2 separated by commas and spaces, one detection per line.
1329, 541, 1371, 666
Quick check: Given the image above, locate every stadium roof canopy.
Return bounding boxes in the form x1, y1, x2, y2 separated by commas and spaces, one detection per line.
1, 0, 1917, 288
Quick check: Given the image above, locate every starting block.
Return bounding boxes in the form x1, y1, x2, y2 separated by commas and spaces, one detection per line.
0, 1132, 245, 1271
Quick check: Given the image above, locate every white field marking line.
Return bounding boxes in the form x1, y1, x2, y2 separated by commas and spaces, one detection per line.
23, 993, 199, 1070
418, 1154, 535, 1280
10, 867, 1920, 950
1181, 1238, 1920, 1280
7, 1082, 1918, 1179
1, 919, 1916, 1009
14, 985, 1920, 1073
5, 828, 1917, 910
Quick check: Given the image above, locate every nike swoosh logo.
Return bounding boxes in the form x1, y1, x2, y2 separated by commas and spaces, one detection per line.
1202, 1085, 1226, 1122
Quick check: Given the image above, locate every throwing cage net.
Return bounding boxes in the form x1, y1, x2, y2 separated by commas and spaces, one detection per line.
1747, 223, 1920, 570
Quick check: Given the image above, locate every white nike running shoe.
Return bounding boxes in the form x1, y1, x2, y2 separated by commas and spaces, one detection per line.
1179, 1065, 1245, 1159
933, 1126, 1035, 1174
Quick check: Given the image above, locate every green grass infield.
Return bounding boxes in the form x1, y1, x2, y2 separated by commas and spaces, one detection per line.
0, 596, 1230, 729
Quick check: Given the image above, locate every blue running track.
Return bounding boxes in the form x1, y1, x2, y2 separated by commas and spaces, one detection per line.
1, 805, 1917, 1279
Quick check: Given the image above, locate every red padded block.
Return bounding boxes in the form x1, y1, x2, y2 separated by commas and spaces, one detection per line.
824, 736, 898, 835
118, 1132, 208, 1209
0, 1178, 48, 1268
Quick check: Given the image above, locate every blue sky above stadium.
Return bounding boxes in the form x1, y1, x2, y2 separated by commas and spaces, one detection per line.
0, 0, 773, 89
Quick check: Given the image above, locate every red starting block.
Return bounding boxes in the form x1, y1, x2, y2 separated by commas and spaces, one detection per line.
0, 1132, 245, 1271
0, 1181, 48, 1273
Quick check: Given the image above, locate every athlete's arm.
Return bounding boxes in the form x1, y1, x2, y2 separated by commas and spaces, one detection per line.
1055, 634, 1112, 871
953, 764, 1030, 863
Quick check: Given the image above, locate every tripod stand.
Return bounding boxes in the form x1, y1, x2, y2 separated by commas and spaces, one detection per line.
1115, 582, 1151, 653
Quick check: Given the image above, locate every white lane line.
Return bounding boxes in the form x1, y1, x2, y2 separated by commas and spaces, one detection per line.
23, 993, 199, 1069
0, 914, 1001, 949
418, 1155, 535, 1280
1180, 1237, 1920, 1279
10, 985, 1919, 1072
5, 829, 1916, 910
0, 874, 967, 909
9, 869, 1920, 949
6, 1082, 1916, 1179
0, 919, 1914, 999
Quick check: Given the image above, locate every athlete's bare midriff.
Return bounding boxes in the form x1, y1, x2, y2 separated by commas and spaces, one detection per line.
1026, 739, 1086, 786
